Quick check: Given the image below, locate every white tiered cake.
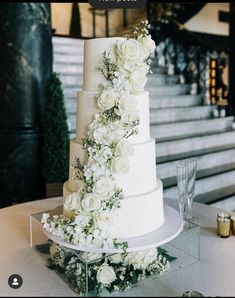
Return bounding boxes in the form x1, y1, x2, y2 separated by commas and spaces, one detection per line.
63, 37, 164, 239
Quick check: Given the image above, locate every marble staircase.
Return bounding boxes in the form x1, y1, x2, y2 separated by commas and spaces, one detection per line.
52, 36, 235, 205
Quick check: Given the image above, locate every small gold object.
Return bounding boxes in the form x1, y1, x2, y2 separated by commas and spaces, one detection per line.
217, 212, 231, 238
231, 216, 235, 235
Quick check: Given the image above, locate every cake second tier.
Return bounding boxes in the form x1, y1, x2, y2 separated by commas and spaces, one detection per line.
66, 137, 157, 197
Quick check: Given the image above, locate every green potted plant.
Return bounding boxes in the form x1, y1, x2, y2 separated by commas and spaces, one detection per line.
42, 72, 70, 197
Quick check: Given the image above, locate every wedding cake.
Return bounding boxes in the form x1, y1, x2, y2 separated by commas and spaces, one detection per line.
42, 21, 164, 248
63, 27, 164, 240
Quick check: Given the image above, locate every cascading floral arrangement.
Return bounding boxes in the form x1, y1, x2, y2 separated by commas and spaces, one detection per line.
41, 20, 156, 250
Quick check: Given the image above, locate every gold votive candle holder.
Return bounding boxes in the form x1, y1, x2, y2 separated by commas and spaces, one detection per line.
231, 216, 235, 235
217, 212, 231, 238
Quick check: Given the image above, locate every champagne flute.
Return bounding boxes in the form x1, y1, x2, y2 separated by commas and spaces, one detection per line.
176, 162, 189, 220
185, 159, 197, 221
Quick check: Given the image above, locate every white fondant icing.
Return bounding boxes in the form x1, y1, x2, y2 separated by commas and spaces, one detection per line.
113, 138, 157, 196
76, 91, 150, 144
111, 180, 164, 238
63, 36, 165, 240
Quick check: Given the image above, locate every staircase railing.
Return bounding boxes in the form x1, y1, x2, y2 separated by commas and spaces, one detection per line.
147, 4, 229, 115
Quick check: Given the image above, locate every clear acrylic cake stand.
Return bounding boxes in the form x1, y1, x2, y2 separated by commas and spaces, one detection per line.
30, 202, 200, 296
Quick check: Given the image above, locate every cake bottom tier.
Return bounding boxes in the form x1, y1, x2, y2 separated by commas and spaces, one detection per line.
63, 179, 164, 239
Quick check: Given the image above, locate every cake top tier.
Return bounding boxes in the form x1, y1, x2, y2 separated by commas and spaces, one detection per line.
83, 37, 125, 91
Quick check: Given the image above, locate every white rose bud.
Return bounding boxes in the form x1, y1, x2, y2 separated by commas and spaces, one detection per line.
64, 193, 81, 211
97, 263, 116, 285
129, 70, 147, 94
94, 211, 112, 229
97, 89, 116, 111
82, 193, 102, 213
116, 39, 140, 61
137, 35, 156, 57
108, 253, 124, 264
111, 156, 129, 174
93, 176, 115, 197
115, 139, 134, 157
118, 96, 138, 114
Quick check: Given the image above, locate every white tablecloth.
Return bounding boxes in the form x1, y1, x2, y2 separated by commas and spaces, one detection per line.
0, 197, 235, 297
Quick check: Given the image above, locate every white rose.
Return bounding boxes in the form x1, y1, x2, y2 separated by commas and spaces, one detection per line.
129, 70, 148, 94
74, 215, 89, 227
115, 139, 134, 157
93, 176, 115, 197
64, 193, 81, 211
93, 126, 109, 144
97, 89, 116, 110
111, 156, 129, 174
116, 39, 140, 61
97, 263, 116, 285
138, 35, 156, 57
118, 96, 138, 114
94, 211, 112, 229
125, 251, 144, 270
108, 253, 124, 264
81, 252, 103, 263
82, 193, 102, 213
125, 248, 158, 270
143, 248, 158, 267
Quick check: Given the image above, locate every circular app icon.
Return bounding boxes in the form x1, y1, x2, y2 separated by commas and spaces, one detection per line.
8, 274, 23, 289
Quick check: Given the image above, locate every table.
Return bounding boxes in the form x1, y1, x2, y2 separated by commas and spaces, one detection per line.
0, 197, 235, 297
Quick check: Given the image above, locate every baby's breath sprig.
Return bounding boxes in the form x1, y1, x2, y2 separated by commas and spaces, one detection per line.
98, 51, 119, 82
131, 19, 151, 38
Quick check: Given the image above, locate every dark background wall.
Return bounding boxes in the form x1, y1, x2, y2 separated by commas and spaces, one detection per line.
0, 3, 52, 207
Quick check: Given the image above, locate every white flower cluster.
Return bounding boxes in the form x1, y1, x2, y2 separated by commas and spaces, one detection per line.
115, 34, 156, 94
41, 20, 155, 250
48, 243, 171, 295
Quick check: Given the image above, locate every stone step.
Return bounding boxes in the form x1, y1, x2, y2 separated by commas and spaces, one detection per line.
63, 87, 82, 99
147, 84, 190, 96
147, 74, 179, 86
67, 115, 76, 133
157, 147, 235, 188
150, 105, 215, 124
65, 98, 77, 114
151, 65, 167, 74
60, 74, 83, 87
210, 195, 235, 212
52, 36, 85, 46
151, 117, 234, 141
54, 53, 83, 64
53, 63, 83, 75
53, 43, 84, 55
163, 169, 235, 204
149, 95, 202, 109
66, 106, 233, 135
156, 130, 235, 163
